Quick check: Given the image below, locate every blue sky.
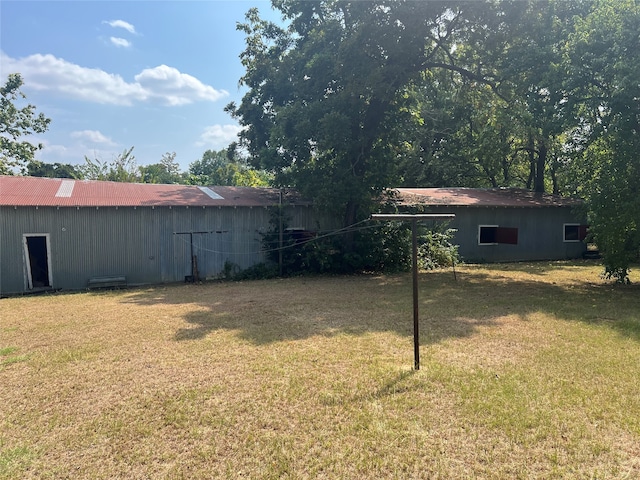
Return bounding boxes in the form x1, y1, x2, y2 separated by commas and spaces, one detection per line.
1, 1, 284, 172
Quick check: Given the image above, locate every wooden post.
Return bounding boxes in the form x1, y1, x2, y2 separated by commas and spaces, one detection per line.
371, 214, 454, 370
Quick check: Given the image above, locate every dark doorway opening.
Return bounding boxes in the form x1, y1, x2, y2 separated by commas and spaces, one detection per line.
25, 235, 51, 288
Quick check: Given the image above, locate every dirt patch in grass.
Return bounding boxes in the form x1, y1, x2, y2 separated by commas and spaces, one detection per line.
1, 261, 640, 478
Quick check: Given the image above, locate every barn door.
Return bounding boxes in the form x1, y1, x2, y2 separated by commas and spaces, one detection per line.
23, 234, 52, 289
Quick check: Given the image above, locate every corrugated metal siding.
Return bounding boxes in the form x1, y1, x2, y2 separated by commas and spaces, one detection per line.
422, 205, 587, 262
0, 204, 327, 295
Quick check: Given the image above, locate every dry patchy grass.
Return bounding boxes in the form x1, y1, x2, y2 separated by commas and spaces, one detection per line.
1, 261, 640, 479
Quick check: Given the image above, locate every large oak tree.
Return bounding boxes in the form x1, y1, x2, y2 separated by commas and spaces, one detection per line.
227, 1, 504, 240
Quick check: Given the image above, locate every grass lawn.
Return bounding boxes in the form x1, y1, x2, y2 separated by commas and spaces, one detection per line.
2, 261, 640, 479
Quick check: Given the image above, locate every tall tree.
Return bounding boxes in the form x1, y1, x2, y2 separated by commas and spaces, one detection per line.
227, 1, 504, 238
404, 76, 526, 189
566, 0, 640, 281
496, 0, 588, 193
139, 152, 185, 184
425, 0, 589, 193
0, 73, 51, 174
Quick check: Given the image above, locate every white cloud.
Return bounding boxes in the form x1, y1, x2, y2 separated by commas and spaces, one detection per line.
110, 37, 131, 48
34, 132, 119, 166
34, 140, 100, 166
70, 130, 117, 146
0, 51, 228, 107
135, 65, 228, 105
197, 124, 243, 149
41, 143, 70, 157
1, 51, 146, 105
104, 20, 137, 34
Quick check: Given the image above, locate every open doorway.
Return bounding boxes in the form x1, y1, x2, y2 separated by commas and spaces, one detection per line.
23, 234, 52, 289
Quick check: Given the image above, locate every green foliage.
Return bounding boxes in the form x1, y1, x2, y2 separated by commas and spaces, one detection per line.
255, 204, 459, 277
228, 1, 507, 234
409, 1, 589, 194
260, 207, 335, 276
0, 346, 28, 369
139, 152, 185, 184
0, 73, 51, 174
80, 146, 138, 182
418, 228, 460, 270
77, 155, 109, 181
187, 148, 271, 186
565, 0, 640, 281
0, 346, 18, 356
576, 135, 640, 283
232, 262, 279, 281
80, 150, 186, 184
26, 160, 82, 179
257, 203, 426, 276
227, 0, 640, 282
351, 221, 413, 274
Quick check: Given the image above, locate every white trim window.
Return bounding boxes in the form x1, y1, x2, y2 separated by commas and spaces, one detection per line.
478, 225, 499, 245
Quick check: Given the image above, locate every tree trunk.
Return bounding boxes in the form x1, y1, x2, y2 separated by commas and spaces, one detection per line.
551, 162, 559, 194
526, 134, 535, 190
535, 140, 547, 193
482, 165, 498, 187
501, 157, 510, 185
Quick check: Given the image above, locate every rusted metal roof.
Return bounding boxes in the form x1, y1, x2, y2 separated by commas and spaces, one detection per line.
394, 187, 582, 208
0, 175, 310, 207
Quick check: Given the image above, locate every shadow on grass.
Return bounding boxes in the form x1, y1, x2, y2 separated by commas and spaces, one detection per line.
318, 369, 419, 406
120, 263, 640, 346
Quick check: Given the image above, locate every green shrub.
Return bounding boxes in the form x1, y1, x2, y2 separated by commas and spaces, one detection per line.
237, 206, 459, 278
418, 228, 460, 270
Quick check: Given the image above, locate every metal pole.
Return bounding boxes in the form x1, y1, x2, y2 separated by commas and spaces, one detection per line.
279, 189, 283, 277
370, 213, 455, 371
411, 219, 420, 370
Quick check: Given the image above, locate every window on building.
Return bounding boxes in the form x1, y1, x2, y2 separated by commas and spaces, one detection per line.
564, 224, 588, 242
479, 225, 498, 244
478, 225, 518, 245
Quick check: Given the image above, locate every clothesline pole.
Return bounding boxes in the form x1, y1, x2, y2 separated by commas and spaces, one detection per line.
370, 214, 455, 370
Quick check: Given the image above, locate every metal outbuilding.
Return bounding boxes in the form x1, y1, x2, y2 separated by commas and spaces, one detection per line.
392, 187, 588, 263
0, 176, 328, 296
